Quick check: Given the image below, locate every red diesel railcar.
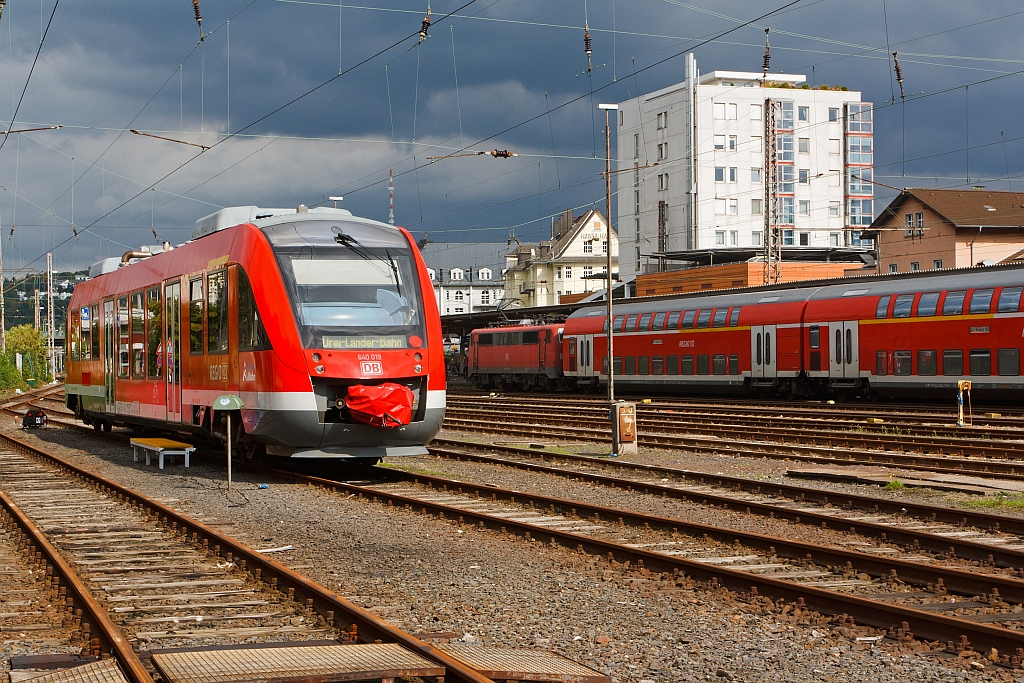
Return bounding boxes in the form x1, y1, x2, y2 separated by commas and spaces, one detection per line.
64, 205, 445, 464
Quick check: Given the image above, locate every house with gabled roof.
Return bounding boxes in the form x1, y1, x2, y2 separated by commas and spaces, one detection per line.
866, 189, 1024, 274
503, 208, 619, 308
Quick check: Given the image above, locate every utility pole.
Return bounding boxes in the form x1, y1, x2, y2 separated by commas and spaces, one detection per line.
47, 252, 55, 379
34, 289, 40, 330
0, 238, 6, 354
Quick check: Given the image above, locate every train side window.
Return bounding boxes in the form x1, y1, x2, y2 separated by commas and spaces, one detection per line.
998, 287, 1023, 313
625, 314, 638, 332
809, 326, 820, 349
80, 307, 91, 361
666, 355, 678, 374
237, 267, 271, 351
712, 354, 726, 374
681, 310, 696, 329
90, 304, 100, 360
207, 270, 229, 355
652, 356, 664, 374
765, 332, 771, 363
147, 288, 162, 378
680, 355, 694, 375
69, 310, 80, 362
729, 306, 741, 326
522, 331, 539, 344
892, 294, 914, 318
638, 313, 652, 331
625, 356, 637, 375
834, 328, 842, 365
970, 349, 991, 376
568, 338, 576, 355
601, 356, 608, 375
875, 351, 888, 376
613, 314, 625, 331
696, 309, 712, 328
638, 356, 649, 375
613, 356, 623, 374
916, 292, 940, 317
942, 350, 963, 376
893, 350, 912, 375
477, 334, 493, 346
729, 354, 739, 375
189, 277, 205, 355
969, 289, 994, 314
755, 332, 762, 365
875, 295, 891, 319
998, 348, 1020, 376
666, 311, 681, 329
117, 296, 130, 378
131, 292, 145, 378
712, 308, 728, 328
652, 312, 667, 331
943, 290, 966, 315
918, 350, 937, 376
697, 354, 710, 375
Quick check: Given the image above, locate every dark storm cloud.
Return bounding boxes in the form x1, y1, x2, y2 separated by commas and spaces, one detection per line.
0, 0, 1020, 272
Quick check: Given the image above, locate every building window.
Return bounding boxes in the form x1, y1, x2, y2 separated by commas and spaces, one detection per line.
777, 101, 794, 128
848, 136, 872, 163
933, 259, 943, 270
751, 167, 762, 183
776, 134, 794, 161
798, 137, 810, 153
583, 266, 593, 278
829, 233, 840, 246
450, 268, 464, 281
781, 197, 795, 224
751, 136, 762, 154
634, 219, 640, 239
729, 167, 737, 182
904, 214, 913, 227
780, 165, 795, 193
752, 231, 762, 246
445, 291, 450, 300
829, 138, 840, 154
634, 134, 639, 158
799, 232, 810, 246
846, 103, 873, 132
728, 103, 738, 119
713, 102, 725, 119
829, 107, 840, 122
658, 173, 669, 191
634, 190, 640, 214
427, 268, 435, 281
829, 201, 840, 217
798, 106, 809, 122
728, 199, 738, 215
751, 104, 762, 120
478, 267, 492, 280
751, 199, 763, 215
602, 240, 608, 253
728, 135, 737, 151
889, 264, 898, 273
715, 167, 725, 182
715, 231, 726, 245
829, 169, 841, 187
583, 241, 593, 254
454, 290, 465, 301
915, 212, 924, 227
657, 112, 668, 129
657, 142, 668, 160
481, 290, 490, 304
799, 200, 810, 216
636, 247, 641, 262
714, 135, 725, 150
910, 261, 920, 271
556, 266, 562, 279
848, 198, 873, 226
799, 168, 810, 184
715, 199, 726, 215
729, 230, 738, 245
564, 266, 572, 278
848, 167, 872, 196
783, 229, 795, 246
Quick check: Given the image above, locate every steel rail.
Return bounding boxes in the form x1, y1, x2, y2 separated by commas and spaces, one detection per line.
0, 430, 497, 683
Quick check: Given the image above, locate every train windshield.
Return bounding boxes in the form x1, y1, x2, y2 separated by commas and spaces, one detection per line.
274, 246, 424, 349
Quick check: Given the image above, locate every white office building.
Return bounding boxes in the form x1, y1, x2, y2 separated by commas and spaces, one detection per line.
617, 53, 874, 278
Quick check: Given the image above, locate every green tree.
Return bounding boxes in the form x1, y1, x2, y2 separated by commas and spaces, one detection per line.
6, 324, 51, 383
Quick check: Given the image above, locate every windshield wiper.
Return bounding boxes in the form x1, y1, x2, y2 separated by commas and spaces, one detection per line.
331, 226, 402, 297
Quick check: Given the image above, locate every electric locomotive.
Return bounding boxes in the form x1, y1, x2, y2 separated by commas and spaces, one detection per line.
64, 205, 445, 464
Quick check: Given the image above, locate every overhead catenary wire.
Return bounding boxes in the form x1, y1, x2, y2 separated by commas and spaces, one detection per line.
0, 0, 59, 157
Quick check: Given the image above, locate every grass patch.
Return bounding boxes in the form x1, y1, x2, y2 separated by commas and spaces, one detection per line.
966, 494, 1024, 510
885, 479, 905, 491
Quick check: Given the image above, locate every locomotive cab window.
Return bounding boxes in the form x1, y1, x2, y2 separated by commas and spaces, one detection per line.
189, 277, 205, 355
997, 287, 1023, 313
943, 290, 966, 316
522, 331, 539, 344
477, 333, 493, 346
237, 267, 271, 351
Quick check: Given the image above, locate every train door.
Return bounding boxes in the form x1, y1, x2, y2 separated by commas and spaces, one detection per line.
164, 281, 182, 422
750, 325, 777, 378
103, 300, 115, 413
578, 334, 595, 377
828, 321, 860, 378
538, 330, 548, 370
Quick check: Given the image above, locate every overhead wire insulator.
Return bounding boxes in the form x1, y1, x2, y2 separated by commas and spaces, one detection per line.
192, 0, 203, 40
419, 6, 431, 43
490, 149, 517, 159
584, 23, 593, 73
762, 28, 771, 81
0, 1, 7, 24
893, 51, 905, 100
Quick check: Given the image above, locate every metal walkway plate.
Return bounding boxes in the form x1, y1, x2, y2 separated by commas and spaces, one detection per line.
438, 644, 609, 683
151, 644, 444, 683
14, 659, 128, 683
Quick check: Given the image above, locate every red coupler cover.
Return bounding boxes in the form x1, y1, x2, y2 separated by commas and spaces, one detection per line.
346, 383, 415, 428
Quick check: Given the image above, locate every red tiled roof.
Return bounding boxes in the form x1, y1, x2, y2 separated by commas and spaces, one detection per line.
874, 189, 1024, 228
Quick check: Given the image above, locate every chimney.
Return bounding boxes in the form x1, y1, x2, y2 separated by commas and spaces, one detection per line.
552, 209, 574, 240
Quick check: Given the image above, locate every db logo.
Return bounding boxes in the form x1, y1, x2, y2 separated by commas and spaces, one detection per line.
360, 361, 383, 375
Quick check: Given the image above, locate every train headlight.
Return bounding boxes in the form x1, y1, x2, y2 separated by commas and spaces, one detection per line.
414, 352, 423, 361
312, 353, 321, 362
414, 364, 422, 373
315, 364, 325, 374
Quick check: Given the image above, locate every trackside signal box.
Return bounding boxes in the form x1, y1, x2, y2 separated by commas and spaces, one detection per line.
611, 401, 638, 455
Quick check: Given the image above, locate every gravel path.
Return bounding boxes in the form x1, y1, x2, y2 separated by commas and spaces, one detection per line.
1, 421, 1018, 683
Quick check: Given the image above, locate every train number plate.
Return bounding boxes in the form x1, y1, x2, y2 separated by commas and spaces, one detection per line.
360, 361, 384, 375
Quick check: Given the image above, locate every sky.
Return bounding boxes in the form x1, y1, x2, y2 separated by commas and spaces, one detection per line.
0, 0, 1021, 276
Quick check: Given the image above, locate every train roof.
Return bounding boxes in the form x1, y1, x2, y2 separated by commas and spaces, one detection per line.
567, 262, 1024, 319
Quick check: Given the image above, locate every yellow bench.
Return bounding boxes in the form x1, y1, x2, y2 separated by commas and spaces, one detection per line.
130, 438, 196, 469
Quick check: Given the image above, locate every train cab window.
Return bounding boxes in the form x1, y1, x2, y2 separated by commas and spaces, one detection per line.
69, 310, 80, 362
809, 326, 820, 349
80, 307, 91, 361
875, 351, 888, 376
892, 294, 915, 318
90, 304, 100, 360
681, 310, 696, 329
638, 313, 653, 331
207, 270, 229, 355
916, 292, 940, 317
638, 356, 649, 375
943, 290, 966, 316
712, 354, 726, 374
998, 287, 1023, 312
697, 354, 710, 375
666, 311, 681, 329
970, 349, 991, 376
652, 312, 667, 331
729, 354, 739, 375
696, 309, 712, 328
943, 350, 963, 376
969, 289, 994, 314
680, 355, 694, 375
918, 350, 937, 376
613, 314, 625, 331
999, 348, 1021, 376
875, 295, 891, 319
189, 277, 205, 355
477, 333, 493, 346
893, 350, 912, 376
522, 331, 539, 344
117, 296, 130, 378
729, 307, 741, 326
131, 292, 145, 378
625, 314, 638, 332
613, 356, 623, 375
625, 356, 637, 374
652, 356, 664, 374
666, 355, 678, 374
237, 268, 271, 351
712, 309, 728, 327
146, 288, 162, 378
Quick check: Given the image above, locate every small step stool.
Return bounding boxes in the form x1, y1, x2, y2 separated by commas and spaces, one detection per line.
131, 438, 195, 470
